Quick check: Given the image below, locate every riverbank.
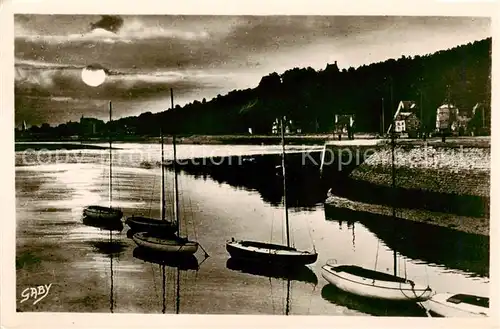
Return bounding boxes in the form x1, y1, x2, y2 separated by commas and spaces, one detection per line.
349, 144, 490, 198
322, 142, 491, 235
325, 194, 489, 236
15, 143, 111, 152
15, 133, 378, 146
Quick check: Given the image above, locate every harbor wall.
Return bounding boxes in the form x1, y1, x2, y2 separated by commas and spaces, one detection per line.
322, 142, 490, 219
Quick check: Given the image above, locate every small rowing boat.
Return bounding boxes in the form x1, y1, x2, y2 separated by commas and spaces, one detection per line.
420, 293, 489, 317
321, 263, 433, 302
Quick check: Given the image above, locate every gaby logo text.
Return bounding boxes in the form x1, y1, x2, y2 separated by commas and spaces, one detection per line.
20, 284, 53, 305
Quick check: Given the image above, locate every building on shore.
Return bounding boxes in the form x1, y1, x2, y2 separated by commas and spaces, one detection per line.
435, 103, 459, 134
271, 117, 300, 134
387, 101, 421, 138
468, 102, 491, 136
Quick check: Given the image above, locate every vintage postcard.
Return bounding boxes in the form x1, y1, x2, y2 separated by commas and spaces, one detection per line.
1, 1, 498, 328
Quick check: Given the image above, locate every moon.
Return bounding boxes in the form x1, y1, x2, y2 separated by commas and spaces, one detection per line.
81, 65, 107, 87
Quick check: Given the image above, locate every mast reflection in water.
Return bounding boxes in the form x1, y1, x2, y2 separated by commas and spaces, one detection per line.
324, 205, 489, 278
132, 247, 201, 314
226, 258, 318, 315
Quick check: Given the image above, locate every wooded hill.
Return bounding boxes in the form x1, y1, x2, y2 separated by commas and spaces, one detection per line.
20, 37, 491, 138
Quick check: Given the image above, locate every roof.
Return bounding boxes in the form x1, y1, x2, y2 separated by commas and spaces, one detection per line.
438, 103, 458, 109
400, 101, 417, 111
387, 100, 419, 133
397, 112, 415, 119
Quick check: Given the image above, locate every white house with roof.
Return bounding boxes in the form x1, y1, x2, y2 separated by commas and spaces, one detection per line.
387, 101, 421, 137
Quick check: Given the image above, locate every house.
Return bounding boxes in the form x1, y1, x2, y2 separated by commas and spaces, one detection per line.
271, 117, 298, 135
468, 103, 491, 135
387, 101, 421, 138
435, 103, 459, 133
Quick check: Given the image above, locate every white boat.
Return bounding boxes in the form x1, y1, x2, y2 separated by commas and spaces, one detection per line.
131, 89, 200, 256
321, 124, 433, 302
83, 101, 123, 222
321, 263, 433, 302
132, 232, 198, 255
420, 293, 489, 317
226, 116, 318, 265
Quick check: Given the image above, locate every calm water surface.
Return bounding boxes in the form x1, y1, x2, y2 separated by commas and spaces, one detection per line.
15, 144, 489, 315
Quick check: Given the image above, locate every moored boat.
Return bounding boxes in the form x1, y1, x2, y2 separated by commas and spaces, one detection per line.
226, 116, 318, 266
125, 216, 176, 235
420, 293, 489, 317
83, 101, 123, 223
132, 232, 198, 255
131, 89, 201, 257
321, 263, 433, 302
226, 239, 317, 265
83, 205, 123, 221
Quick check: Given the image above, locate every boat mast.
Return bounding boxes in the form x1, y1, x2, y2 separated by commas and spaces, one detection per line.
391, 112, 397, 276
171, 88, 180, 235
161, 129, 165, 221
109, 101, 112, 209
280, 116, 290, 248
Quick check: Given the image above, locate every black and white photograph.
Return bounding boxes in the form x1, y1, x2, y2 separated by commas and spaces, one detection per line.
1, 1, 499, 327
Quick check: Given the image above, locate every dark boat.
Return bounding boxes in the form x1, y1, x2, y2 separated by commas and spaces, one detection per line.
130, 89, 200, 256
125, 123, 177, 236
226, 240, 317, 265
125, 216, 176, 235
226, 116, 318, 266
83, 101, 123, 223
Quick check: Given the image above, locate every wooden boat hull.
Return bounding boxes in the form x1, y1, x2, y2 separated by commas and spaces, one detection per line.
421, 293, 489, 317
226, 240, 318, 265
321, 264, 433, 302
125, 216, 177, 235
83, 206, 123, 221
132, 232, 198, 255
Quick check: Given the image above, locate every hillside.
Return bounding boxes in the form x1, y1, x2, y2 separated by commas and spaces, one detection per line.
17, 38, 491, 139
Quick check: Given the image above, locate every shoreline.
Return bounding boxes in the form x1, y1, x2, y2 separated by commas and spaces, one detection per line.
14, 133, 379, 146
325, 194, 489, 236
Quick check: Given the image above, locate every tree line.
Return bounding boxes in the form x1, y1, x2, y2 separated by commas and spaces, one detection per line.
17, 37, 491, 139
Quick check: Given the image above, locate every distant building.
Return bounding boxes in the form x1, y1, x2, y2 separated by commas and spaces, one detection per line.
435, 103, 459, 132
387, 101, 421, 138
271, 117, 299, 135
80, 115, 104, 137
468, 103, 491, 136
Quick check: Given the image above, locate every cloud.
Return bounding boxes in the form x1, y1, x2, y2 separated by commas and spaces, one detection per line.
15, 16, 212, 46
15, 64, 215, 101
89, 15, 124, 33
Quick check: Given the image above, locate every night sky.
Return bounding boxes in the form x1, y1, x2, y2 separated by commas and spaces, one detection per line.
14, 15, 490, 127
